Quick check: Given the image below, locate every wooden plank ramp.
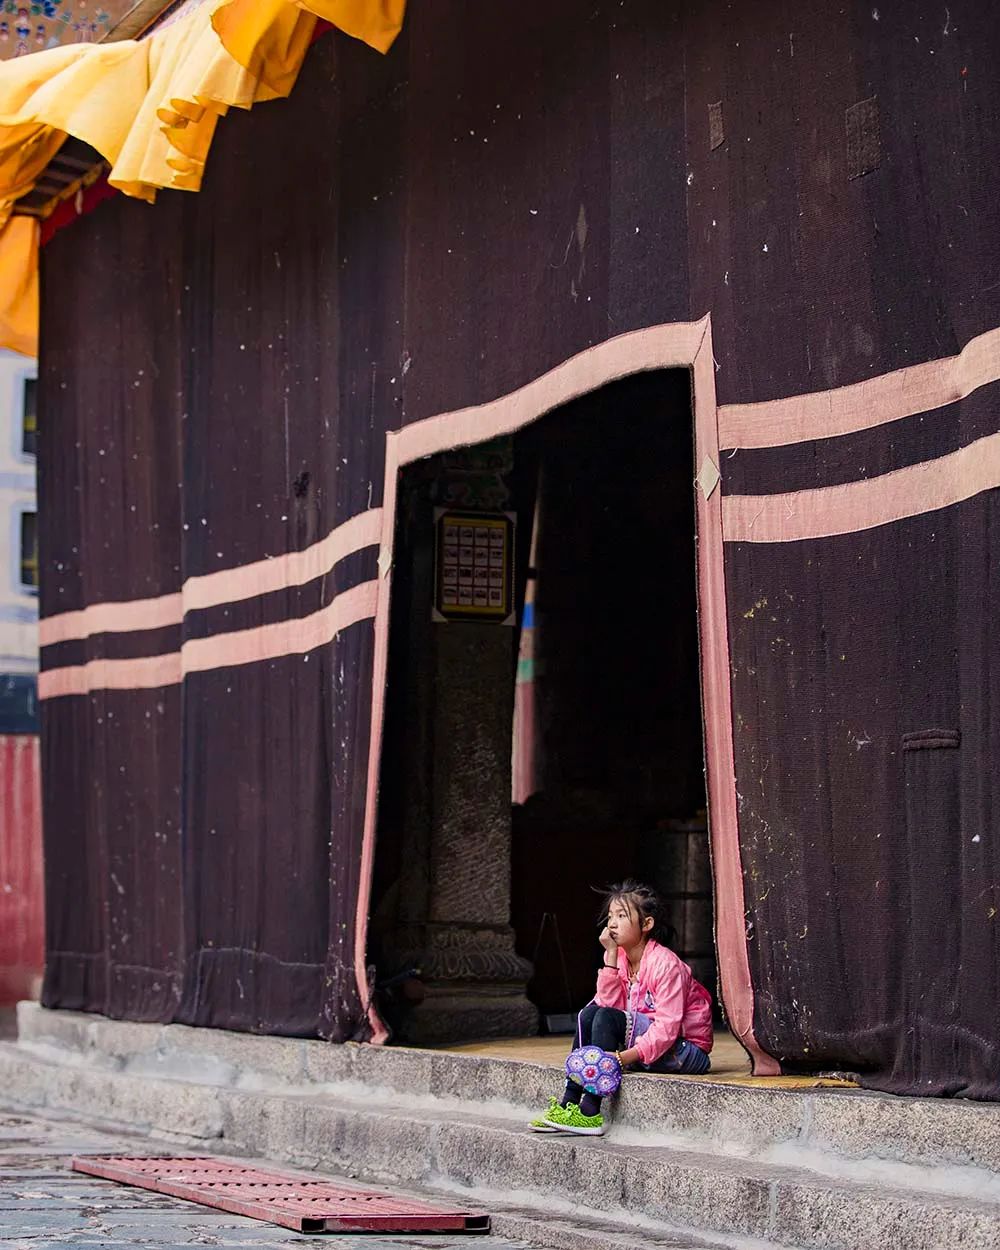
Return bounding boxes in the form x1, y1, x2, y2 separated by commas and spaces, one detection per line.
72, 1155, 490, 1234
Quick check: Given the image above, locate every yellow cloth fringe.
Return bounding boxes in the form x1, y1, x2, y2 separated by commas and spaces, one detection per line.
0, 0, 406, 355
0, 215, 39, 357
212, 0, 405, 93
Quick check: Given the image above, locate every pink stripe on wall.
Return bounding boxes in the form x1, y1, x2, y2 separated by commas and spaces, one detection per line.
352, 319, 778, 1072
38, 581, 380, 698
691, 331, 780, 1077
38, 651, 183, 699
39, 593, 183, 647
723, 430, 1000, 544
718, 325, 1000, 450
37, 325, 1000, 649
181, 579, 378, 673
183, 509, 383, 611
39, 510, 382, 646
355, 440, 397, 1044
393, 321, 710, 463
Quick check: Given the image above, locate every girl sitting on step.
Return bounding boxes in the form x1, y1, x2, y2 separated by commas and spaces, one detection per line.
530, 880, 714, 1136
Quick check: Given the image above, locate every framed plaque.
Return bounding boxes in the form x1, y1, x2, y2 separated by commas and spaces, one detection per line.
433, 509, 516, 625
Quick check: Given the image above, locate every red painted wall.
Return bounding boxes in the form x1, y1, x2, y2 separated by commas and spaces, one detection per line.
0, 735, 44, 1005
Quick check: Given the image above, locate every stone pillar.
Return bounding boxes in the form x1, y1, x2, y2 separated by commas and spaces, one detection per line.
399, 624, 537, 1044
383, 446, 537, 1046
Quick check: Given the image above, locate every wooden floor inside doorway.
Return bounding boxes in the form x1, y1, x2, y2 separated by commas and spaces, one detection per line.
436, 1031, 857, 1089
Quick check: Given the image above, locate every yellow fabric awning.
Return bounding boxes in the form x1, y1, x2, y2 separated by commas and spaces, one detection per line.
0, 215, 40, 357
0, 0, 405, 356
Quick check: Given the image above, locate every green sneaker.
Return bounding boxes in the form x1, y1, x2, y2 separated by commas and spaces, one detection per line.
528, 1096, 562, 1132
543, 1101, 605, 1136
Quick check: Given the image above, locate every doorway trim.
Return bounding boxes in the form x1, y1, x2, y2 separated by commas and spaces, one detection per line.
354, 315, 779, 1077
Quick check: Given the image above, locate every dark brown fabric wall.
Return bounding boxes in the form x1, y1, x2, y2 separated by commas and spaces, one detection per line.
695, 0, 1000, 1096
39, 39, 392, 1037
37, 0, 1000, 1092
39, 187, 185, 1021
724, 400, 1000, 1096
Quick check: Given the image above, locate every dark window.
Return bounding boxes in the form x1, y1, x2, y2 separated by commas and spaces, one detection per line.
20, 511, 38, 590
0, 674, 38, 734
22, 377, 37, 456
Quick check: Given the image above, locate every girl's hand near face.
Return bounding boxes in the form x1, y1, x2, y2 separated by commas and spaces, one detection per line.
599, 925, 618, 954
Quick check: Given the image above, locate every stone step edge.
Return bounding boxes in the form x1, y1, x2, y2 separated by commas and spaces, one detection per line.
1, 1095, 767, 1250
7, 1032, 991, 1210
487, 1207, 767, 1250
0, 1058, 777, 1250
15, 1002, 1000, 1183
3, 1038, 1000, 1250
19, 1002, 1000, 1176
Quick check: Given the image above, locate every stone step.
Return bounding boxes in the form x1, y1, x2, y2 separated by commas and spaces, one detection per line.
18, 1003, 1000, 1178
489, 1209, 736, 1250
6, 1099, 734, 1250
4, 1028, 1000, 1250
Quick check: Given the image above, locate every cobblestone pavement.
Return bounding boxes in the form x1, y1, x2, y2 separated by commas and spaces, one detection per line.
0, 1105, 529, 1249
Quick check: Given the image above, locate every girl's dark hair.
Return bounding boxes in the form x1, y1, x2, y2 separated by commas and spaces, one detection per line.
598, 879, 678, 949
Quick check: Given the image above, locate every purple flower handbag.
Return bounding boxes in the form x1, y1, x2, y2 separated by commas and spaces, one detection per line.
565, 1045, 623, 1097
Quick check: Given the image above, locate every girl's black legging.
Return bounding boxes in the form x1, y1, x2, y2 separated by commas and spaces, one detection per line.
577, 1002, 628, 1056
562, 1003, 628, 1113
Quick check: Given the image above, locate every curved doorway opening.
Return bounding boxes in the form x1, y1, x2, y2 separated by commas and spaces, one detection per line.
368, 367, 720, 1052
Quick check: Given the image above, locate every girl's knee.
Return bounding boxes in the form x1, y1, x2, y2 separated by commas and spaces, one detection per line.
591, 1007, 626, 1049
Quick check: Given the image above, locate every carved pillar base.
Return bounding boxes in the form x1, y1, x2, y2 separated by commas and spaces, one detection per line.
403, 986, 539, 1046
389, 923, 538, 1046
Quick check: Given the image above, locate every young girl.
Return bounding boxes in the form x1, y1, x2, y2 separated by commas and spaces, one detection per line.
529, 879, 714, 1136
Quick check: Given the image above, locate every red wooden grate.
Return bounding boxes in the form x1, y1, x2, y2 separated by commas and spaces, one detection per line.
71, 1155, 490, 1234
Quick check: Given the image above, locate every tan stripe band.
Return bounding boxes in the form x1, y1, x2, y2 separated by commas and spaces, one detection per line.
38, 652, 182, 699
182, 579, 378, 674
39, 509, 382, 647
39, 593, 183, 648
723, 431, 1000, 543
38, 580, 379, 699
183, 509, 383, 612
718, 325, 1000, 451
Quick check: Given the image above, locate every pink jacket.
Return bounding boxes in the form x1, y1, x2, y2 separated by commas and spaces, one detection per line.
595, 939, 713, 1065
